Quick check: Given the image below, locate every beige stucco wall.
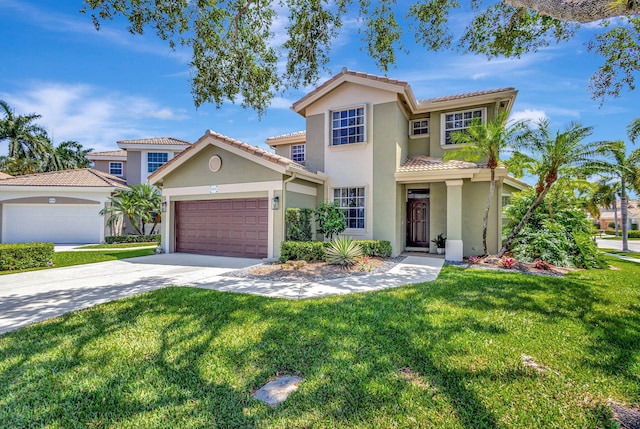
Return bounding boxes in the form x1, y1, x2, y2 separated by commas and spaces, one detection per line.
429, 102, 498, 159
372, 101, 410, 256
461, 180, 501, 256
162, 144, 281, 188
126, 151, 142, 185
305, 114, 325, 174
429, 183, 447, 253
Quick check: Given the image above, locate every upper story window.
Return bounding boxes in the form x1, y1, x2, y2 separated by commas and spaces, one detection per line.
147, 152, 168, 173
291, 144, 306, 165
333, 186, 366, 230
331, 106, 365, 146
109, 162, 123, 176
442, 108, 485, 145
410, 119, 430, 136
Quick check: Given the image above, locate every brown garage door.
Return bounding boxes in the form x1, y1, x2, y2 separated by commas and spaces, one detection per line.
175, 198, 268, 258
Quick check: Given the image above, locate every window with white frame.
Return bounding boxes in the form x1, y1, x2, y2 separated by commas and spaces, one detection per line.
442, 108, 485, 145
331, 106, 365, 145
333, 187, 366, 229
291, 144, 305, 164
410, 118, 430, 136
147, 152, 168, 173
109, 162, 123, 176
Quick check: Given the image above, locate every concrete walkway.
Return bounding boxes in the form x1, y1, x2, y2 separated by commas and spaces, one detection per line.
0, 253, 444, 334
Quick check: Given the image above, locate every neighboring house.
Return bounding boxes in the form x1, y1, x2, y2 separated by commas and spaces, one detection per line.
597, 200, 640, 230
149, 69, 526, 261
0, 169, 128, 244
87, 137, 191, 185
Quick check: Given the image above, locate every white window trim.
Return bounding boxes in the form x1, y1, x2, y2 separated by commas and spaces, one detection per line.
332, 185, 367, 231
109, 161, 123, 176
409, 118, 430, 138
440, 107, 487, 147
329, 104, 367, 147
290, 143, 306, 165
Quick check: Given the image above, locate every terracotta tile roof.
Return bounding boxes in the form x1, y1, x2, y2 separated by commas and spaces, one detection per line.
292, 68, 409, 111
266, 130, 306, 142
0, 172, 13, 179
397, 156, 481, 173
206, 130, 307, 169
86, 150, 127, 158
117, 137, 191, 146
0, 168, 128, 188
149, 130, 308, 180
419, 88, 515, 105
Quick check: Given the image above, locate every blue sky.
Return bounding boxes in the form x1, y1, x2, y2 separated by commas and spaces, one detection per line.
0, 0, 637, 159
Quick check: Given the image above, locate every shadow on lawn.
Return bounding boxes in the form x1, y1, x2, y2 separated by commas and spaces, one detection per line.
0, 263, 635, 428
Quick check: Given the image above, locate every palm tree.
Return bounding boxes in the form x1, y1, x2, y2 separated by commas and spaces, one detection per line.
628, 117, 640, 144
499, 120, 604, 257
46, 141, 93, 171
443, 111, 524, 255
0, 155, 43, 175
100, 184, 161, 235
590, 180, 621, 235
0, 100, 50, 160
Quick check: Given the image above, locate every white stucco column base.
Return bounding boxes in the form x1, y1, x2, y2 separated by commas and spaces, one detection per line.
445, 239, 463, 262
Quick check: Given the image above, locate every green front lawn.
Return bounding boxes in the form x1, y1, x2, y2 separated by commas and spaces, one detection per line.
1, 259, 638, 428
601, 249, 640, 259
0, 248, 156, 275
597, 236, 640, 241
77, 242, 159, 249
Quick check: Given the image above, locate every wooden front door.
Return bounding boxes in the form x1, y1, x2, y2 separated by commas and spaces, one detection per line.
407, 198, 429, 247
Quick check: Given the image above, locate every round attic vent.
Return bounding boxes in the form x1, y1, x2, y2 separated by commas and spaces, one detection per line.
209, 155, 222, 172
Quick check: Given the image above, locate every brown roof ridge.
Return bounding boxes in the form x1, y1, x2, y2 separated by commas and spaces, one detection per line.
205, 130, 307, 170
87, 149, 127, 157
0, 168, 128, 188
292, 68, 409, 111
117, 137, 191, 146
419, 87, 516, 104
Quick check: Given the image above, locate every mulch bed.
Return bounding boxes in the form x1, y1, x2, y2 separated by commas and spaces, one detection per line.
461, 255, 578, 277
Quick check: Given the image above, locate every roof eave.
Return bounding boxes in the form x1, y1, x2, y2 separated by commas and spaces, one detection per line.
415, 89, 519, 113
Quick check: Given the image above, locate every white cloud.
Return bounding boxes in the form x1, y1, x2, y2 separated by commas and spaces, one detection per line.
510, 109, 549, 123
0, 82, 189, 152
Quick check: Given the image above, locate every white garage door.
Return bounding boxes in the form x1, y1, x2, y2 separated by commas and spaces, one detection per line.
2, 204, 103, 244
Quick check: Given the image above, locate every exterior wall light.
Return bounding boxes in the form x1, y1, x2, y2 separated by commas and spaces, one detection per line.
161, 201, 167, 212
272, 196, 280, 210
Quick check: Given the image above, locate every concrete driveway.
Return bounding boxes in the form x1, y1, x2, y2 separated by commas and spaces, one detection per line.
0, 254, 260, 335
595, 237, 640, 252
0, 253, 443, 335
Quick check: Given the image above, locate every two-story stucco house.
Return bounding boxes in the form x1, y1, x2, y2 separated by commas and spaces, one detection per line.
149, 69, 526, 261
87, 137, 191, 185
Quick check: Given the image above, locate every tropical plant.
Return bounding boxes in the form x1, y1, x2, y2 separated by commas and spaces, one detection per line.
503, 187, 605, 268
444, 111, 524, 255
590, 180, 621, 236
500, 120, 605, 257
314, 201, 346, 240
431, 233, 446, 249
47, 141, 93, 171
0, 100, 50, 161
589, 139, 640, 251
101, 184, 162, 235
325, 237, 363, 266
0, 156, 42, 175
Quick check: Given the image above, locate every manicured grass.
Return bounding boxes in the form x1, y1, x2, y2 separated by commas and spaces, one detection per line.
602, 249, 640, 259
77, 242, 158, 249
1, 259, 638, 428
0, 249, 155, 275
598, 236, 640, 241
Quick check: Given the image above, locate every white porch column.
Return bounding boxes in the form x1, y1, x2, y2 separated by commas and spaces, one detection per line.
445, 180, 464, 262
163, 194, 171, 253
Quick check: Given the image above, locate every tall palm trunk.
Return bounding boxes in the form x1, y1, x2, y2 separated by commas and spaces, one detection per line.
621, 177, 629, 252
613, 199, 619, 237
498, 185, 552, 257
482, 169, 496, 256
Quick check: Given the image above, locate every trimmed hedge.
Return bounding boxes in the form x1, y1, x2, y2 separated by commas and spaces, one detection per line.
105, 234, 161, 244
603, 230, 640, 238
0, 242, 54, 271
280, 239, 392, 262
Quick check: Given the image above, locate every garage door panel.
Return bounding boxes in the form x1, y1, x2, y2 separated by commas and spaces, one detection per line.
175, 198, 268, 258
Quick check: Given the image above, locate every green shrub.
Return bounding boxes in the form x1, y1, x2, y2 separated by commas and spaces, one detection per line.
285, 208, 313, 241
0, 242, 54, 271
280, 239, 392, 262
632, 223, 639, 231
314, 202, 346, 240
603, 230, 640, 238
356, 240, 392, 257
503, 187, 601, 268
280, 241, 328, 263
105, 234, 161, 244
325, 238, 363, 266
608, 221, 616, 229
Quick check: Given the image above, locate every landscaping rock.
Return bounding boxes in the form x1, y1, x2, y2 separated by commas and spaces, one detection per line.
252, 376, 303, 407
